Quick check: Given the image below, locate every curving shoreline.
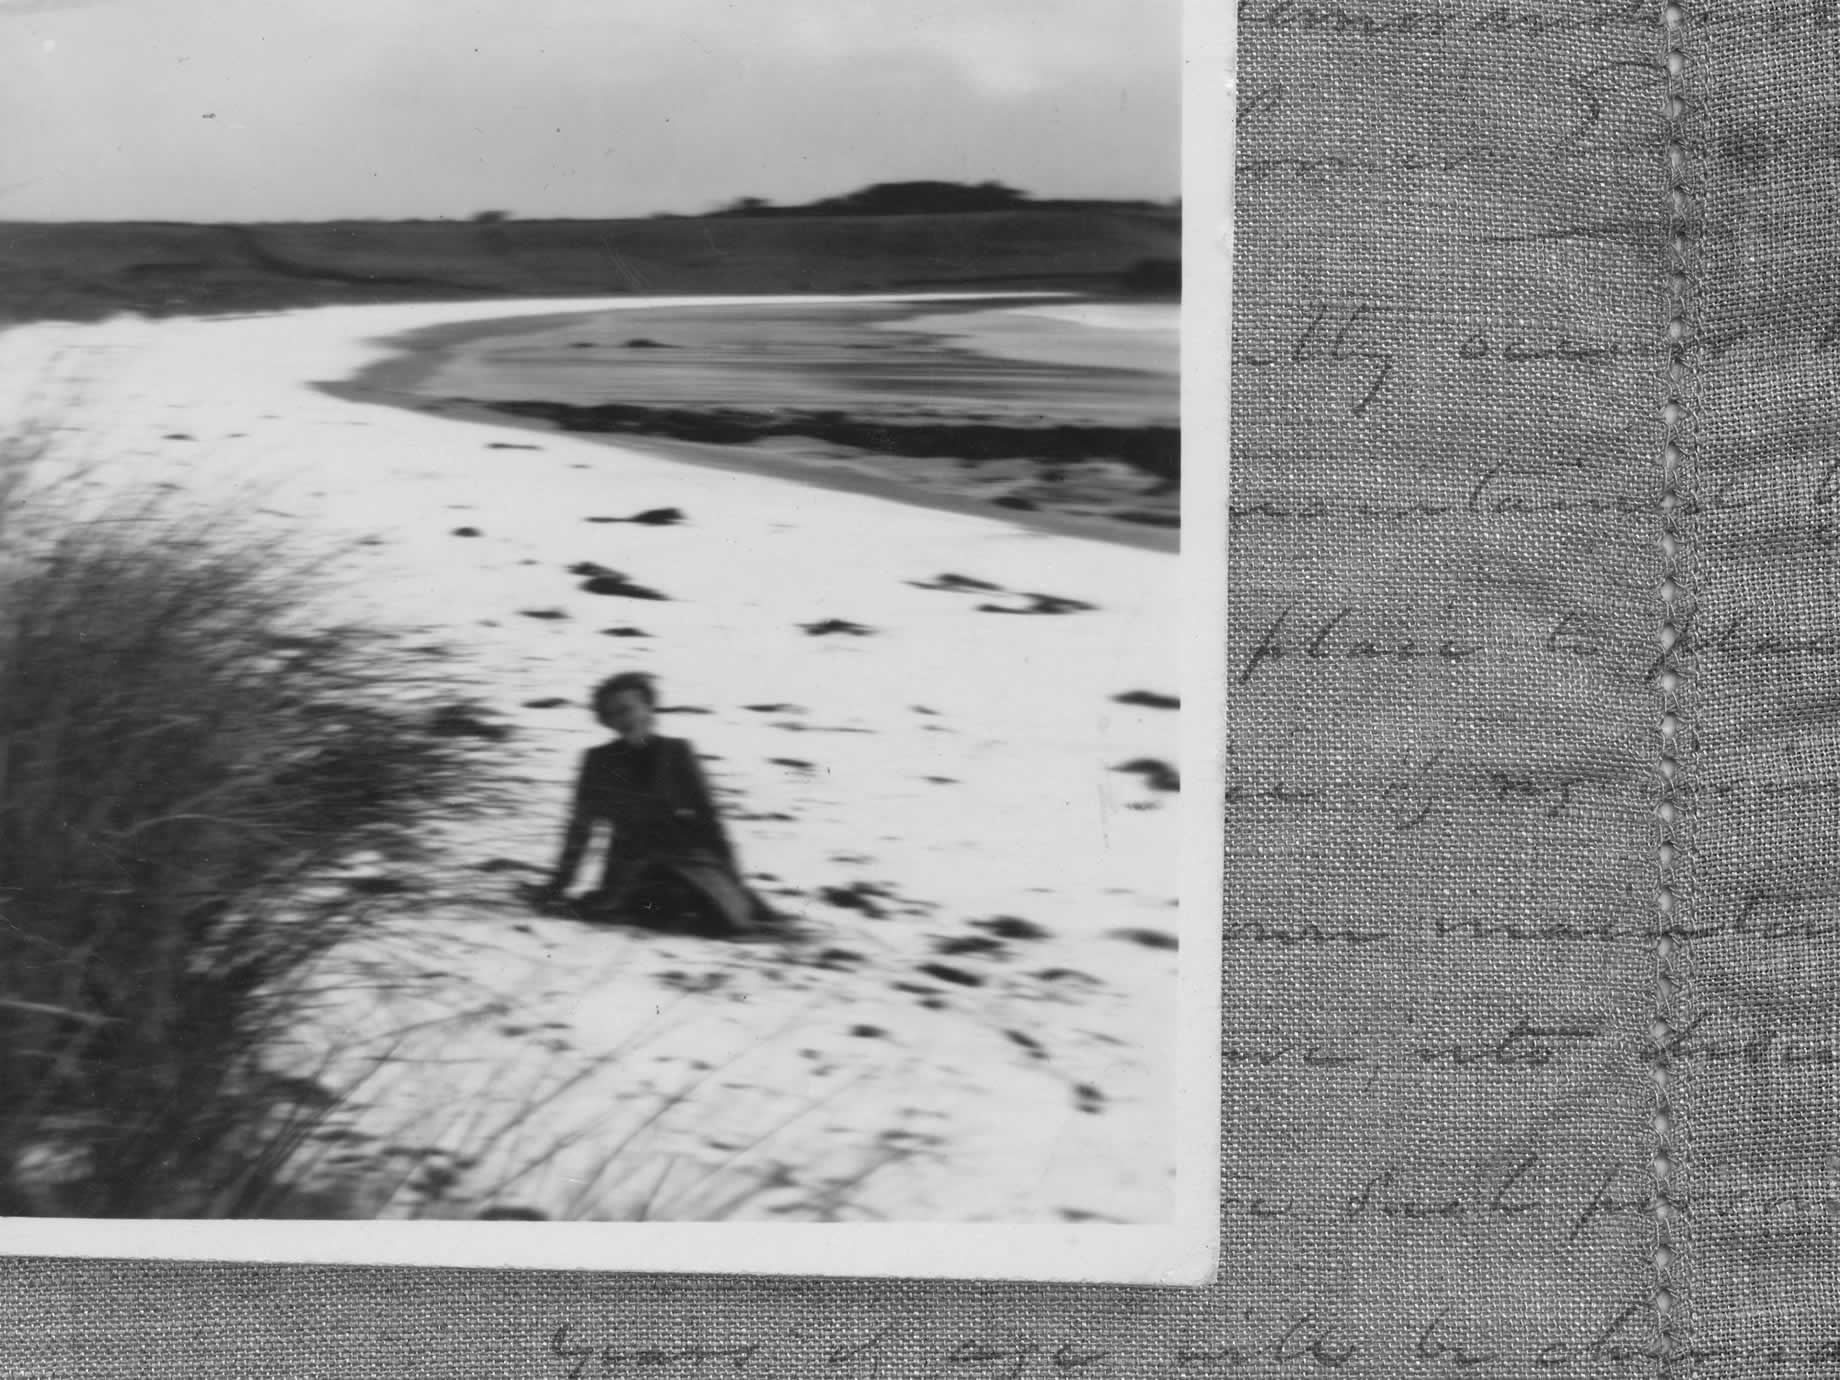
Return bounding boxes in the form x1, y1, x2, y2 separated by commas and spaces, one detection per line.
322, 295, 1181, 552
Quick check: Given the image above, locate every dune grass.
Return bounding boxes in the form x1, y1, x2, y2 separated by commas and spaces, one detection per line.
0, 434, 494, 1216
0, 407, 921, 1224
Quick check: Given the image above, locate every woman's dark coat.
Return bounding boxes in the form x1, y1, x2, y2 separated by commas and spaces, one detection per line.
550, 735, 762, 931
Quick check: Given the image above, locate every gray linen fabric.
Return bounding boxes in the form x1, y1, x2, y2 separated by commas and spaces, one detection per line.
1668, 2, 1840, 1372
1227, 0, 1663, 1368
3, 2, 1835, 1374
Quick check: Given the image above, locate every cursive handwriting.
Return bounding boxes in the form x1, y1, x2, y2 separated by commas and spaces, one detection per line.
1239, 606, 1484, 684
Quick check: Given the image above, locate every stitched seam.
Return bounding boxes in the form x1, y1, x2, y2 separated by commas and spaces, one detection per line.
1656, 0, 1699, 1372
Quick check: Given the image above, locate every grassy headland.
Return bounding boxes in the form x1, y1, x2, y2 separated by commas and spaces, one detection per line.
0, 204, 1178, 324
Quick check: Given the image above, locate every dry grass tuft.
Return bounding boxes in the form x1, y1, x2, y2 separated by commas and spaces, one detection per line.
0, 431, 494, 1216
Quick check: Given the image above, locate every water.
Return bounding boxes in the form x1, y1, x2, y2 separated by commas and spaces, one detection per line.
412, 297, 1179, 428
890, 301, 1180, 376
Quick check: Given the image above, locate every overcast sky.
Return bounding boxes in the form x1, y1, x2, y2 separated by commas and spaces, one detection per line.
0, 0, 1178, 222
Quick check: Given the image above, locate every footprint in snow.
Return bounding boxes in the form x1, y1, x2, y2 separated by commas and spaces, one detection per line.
570, 563, 671, 600
587, 506, 686, 526
974, 915, 1050, 941
1005, 1029, 1049, 1060
1109, 927, 1178, 951
934, 935, 1006, 957
1113, 689, 1179, 709
916, 962, 984, 988
909, 573, 1005, 593
976, 592, 1096, 616
1113, 757, 1180, 792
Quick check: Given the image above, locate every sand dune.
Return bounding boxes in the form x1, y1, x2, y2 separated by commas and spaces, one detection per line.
0, 296, 1180, 1224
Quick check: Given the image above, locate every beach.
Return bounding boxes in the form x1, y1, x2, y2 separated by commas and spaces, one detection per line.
0, 295, 1181, 1224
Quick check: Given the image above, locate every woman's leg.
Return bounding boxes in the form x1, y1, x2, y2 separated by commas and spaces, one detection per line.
666, 860, 760, 936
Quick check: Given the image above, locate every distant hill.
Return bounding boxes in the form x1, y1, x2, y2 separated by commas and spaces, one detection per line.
0, 206, 1179, 324
707, 180, 1172, 219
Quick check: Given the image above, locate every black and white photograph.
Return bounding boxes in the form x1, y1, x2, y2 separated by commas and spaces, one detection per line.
0, 0, 1220, 1275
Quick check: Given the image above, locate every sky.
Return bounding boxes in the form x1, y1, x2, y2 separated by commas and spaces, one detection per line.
0, 0, 1179, 222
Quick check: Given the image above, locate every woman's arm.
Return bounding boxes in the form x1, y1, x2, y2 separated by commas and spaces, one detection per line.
544, 756, 599, 894
679, 743, 737, 867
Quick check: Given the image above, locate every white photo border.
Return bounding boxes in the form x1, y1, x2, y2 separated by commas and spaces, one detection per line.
0, 0, 1232, 1285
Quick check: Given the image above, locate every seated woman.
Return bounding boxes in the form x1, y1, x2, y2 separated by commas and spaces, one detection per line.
536, 672, 773, 937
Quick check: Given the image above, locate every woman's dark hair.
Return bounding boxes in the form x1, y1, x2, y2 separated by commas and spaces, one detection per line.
593, 672, 658, 715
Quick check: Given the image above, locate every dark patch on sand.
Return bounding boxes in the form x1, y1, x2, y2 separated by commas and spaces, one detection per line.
520, 608, 569, 620
1036, 967, 1100, 986
819, 882, 892, 917
935, 935, 1006, 957
1005, 1029, 1049, 1060
569, 563, 670, 600
977, 592, 1097, 616
1111, 927, 1178, 950
917, 962, 985, 988
1114, 689, 1179, 709
974, 915, 1050, 941
1113, 757, 1180, 791
601, 626, 649, 637
911, 573, 1005, 593
586, 506, 686, 527
801, 618, 874, 636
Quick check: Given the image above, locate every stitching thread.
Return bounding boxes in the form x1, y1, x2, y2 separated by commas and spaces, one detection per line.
1656, 0, 1698, 1370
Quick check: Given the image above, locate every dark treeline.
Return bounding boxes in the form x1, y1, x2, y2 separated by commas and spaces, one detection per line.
0, 198, 1179, 323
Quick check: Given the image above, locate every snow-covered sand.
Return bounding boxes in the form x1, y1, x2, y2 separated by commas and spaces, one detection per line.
0, 297, 1181, 1224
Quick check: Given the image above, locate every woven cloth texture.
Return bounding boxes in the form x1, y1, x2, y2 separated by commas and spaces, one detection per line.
3, 3, 1836, 1376
1667, 2, 1840, 1373
1228, 0, 1660, 1371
